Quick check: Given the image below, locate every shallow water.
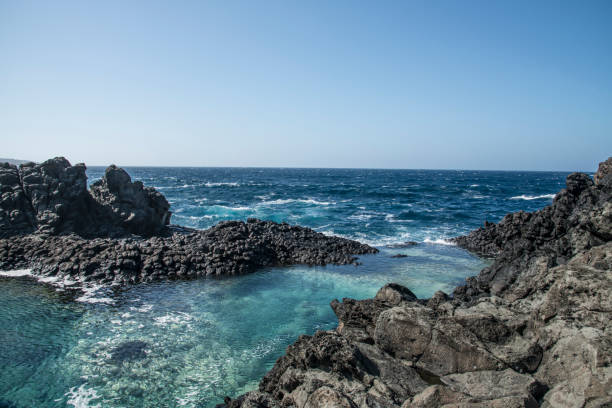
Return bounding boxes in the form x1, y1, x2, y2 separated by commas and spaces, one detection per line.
1, 168, 568, 407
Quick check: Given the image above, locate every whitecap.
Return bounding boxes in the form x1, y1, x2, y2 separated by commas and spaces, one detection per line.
259, 198, 334, 206
174, 214, 214, 220
204, 182, 240, 187
209, 205, 252, 212
348, 214, 373, 221
424, 238, 456, 246
510, 194, 555, 200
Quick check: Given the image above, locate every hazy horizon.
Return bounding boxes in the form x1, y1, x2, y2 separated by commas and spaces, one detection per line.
1, 1, 611, 171
0, 155, 600, 173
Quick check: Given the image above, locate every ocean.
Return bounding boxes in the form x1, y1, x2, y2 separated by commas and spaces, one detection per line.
0, 167, 568, 407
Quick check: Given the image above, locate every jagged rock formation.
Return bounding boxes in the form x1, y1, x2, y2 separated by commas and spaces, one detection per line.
224, 158, 611, 408
0, 157, 377, 284
0, 157, 170, 237
90, 165, 171, 237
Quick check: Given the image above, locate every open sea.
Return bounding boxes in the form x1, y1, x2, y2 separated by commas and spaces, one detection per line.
0, 167, 569, 407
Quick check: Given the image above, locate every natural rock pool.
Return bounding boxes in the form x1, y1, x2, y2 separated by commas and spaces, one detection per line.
1, 245, 485, 407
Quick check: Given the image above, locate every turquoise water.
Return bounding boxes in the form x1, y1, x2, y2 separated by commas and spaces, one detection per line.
0, 168, 567, 407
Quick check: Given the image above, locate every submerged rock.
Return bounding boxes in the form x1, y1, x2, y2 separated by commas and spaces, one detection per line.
223, 158, 612, 407
387, 241, 418, 248
110, 340, 148, 363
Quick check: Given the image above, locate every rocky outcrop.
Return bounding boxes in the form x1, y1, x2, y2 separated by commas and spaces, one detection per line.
223, 158, 611, 408
90, 165, 171, 237
0, 157, 170, 237
0, 219, 377, 285
0, 157, 377, 284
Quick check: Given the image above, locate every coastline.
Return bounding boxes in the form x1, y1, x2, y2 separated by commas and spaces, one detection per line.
1, 157, 609, 407
222, 158, 612, 407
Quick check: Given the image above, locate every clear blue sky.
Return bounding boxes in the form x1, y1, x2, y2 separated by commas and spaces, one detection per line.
1, 0, 610, 171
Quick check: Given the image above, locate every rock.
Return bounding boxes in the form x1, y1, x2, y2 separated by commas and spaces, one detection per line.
593, 157, 612, 187
19, 157, 93, 235
405, 385, 472, 408
375, 283, 417, 305
426, 291, 449, 309
0, 157, 170, 237
305, 386, 355, 408
0, 162, 35, 236
440, 369, 545, 401
390, 254, 408, 258
90, 165, 171, 236
0, 220, 377, 283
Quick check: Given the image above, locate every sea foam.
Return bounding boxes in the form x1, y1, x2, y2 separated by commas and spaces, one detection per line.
0, 269, 32, 277
424, 238, 456, 245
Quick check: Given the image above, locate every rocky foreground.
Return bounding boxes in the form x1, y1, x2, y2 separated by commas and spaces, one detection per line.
0, 157, 376, 285
224, 158, 612, 408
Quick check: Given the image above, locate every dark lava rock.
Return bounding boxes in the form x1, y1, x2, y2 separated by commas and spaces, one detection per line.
90, 165, 170, 237
0, 219, 377, 285
222, 157, 612, 408
451, 163, 612, 300
110, 340, 148, 363
0, 162, 36, 236
390, 254, 408, 258
0, 157, 170, 238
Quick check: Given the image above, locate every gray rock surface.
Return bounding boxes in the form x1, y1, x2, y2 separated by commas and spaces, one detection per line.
223, 158, 611, 407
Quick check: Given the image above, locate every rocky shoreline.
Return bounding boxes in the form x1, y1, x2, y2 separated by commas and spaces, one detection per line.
223, 158, 612, 408
0, 157, 377, 286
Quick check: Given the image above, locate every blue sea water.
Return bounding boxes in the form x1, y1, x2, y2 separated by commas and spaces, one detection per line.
0, 168, 568, 407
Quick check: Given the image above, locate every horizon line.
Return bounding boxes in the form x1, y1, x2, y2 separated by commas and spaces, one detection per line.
85, 163, 592, 173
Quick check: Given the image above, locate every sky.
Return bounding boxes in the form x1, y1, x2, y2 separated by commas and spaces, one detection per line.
0, 0, 611, 171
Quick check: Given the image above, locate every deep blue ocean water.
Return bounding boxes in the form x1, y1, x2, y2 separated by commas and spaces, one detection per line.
0, 168, 568, 407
